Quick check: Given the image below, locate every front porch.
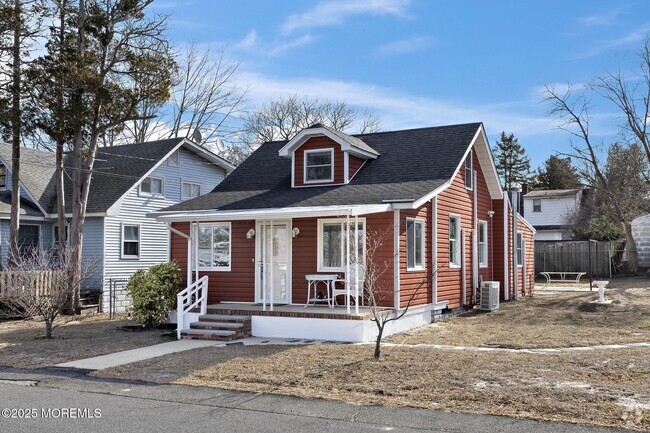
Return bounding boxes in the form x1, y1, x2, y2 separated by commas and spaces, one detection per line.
206, 302, 382, 320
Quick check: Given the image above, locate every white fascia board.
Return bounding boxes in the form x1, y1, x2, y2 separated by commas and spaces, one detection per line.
182, 139, 237, 173
0, 153, 49, 217
475, 125, 504, 199
278, 128, 378, 159
150, 204, 392, 222
517, 214, 537, 234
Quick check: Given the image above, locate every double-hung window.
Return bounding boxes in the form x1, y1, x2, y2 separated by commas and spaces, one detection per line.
121, 224, 140, 259
182, 181, 202, 200
516, 233, 523, 266
197, 223, 231, 271
449, 215, 460, 266
304, 149, 333, 183
406, 218, 425, 270
533, 199, 542, 212
168, 150, 179, 166
318, 219, 365, 272
0, 165, 6, 189
53, 224, 70, 249
465, 150, 473, 189
140, 176, 164, 196
478, 220, 488, 267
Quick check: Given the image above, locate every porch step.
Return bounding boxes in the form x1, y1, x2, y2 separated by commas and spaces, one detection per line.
190, 321, 244, 331
180, 329, 238, 341
198, 314, 250, 323
180, 314, 252, 341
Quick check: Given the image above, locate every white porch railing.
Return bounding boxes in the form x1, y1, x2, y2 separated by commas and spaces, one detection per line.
176, 275, 208, 339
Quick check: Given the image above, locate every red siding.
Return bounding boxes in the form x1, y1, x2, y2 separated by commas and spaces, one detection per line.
349, 155, 366, 180
293, 137, 345, 186
399, 204, 433, 308
436, 149, 494, 309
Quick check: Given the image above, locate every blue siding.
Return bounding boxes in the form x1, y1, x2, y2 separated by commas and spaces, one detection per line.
102, 146, 226, 311
81, 217, 105, 289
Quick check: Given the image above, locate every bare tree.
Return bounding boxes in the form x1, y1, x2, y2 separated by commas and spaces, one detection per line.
0, 248, 93, 338
243, 95, 382, 149
543, 85, 642, 271
363, 228, 430, 360
592, 38, 650, 167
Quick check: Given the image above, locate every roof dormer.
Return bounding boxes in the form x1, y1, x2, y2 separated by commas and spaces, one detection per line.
278, 124, 379, 188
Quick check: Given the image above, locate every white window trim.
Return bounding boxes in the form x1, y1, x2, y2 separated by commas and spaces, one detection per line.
167, 149, 180, 166
303, 148, 334, 184
478, 220, 488, 268
197, 222, 232, 272
317, 217, 366, 272
139, 176, 165, 197
0, 164, 6, 190
449, 214, 461, 268
406, 217, 426, 271
181, 180, 202, 200
516, 232, 524, 267
120, 223, 141, 260
464, 150, 473, 190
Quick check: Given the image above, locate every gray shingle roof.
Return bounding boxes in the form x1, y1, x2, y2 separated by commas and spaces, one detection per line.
162, 122, 482, 213
0, 143, 57, 212
524, 189, 581, 199
0, 191, 43, 216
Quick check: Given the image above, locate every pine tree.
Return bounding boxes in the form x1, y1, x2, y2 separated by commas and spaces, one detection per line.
492, 132, 531, 191
533, 155, 582, 190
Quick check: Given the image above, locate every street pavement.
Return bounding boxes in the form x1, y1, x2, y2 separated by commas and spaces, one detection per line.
0, 367, 629, 433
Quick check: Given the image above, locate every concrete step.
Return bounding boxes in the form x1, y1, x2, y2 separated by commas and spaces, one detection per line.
190, 321, 244, 331
180, 329, 238, 341
198, 314, 251, 323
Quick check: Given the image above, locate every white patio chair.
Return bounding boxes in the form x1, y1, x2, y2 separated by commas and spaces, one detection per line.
332, 268, 365, 307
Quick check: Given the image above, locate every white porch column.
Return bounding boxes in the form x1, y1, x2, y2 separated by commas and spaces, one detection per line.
187, 222, 192, 287
354, 214, 359, 315
346, 213, 351, 315
194, 222, 199, 283
262, 220, 266, 311
269, 219, 274, 312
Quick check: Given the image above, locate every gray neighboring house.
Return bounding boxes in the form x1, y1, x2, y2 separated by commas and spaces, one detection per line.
0, 138, 234, 310
632, 214, 650, 268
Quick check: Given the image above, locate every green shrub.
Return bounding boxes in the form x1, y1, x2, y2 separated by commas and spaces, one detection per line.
126, 261, 182, 328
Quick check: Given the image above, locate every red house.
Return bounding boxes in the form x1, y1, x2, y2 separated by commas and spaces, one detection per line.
151, 122, 535, 342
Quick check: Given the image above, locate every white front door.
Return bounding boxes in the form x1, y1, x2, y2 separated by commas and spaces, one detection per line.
255, 220, 291, 304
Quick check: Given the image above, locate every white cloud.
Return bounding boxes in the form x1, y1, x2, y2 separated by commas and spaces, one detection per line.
236, 70, 557, 137
578, 8, 622, 26
282, 0, 411, 33
573, 23, 650, 59
376, 36, 434, 56
269, 35, 317, 55
235, 30, 259, 50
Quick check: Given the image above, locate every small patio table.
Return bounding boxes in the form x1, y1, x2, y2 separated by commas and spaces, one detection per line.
304, 274, 339, 308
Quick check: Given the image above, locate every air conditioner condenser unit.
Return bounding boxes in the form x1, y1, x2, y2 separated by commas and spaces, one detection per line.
480, 281, 500, 311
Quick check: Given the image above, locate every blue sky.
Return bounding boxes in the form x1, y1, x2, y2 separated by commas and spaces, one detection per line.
151, 0, 650, 168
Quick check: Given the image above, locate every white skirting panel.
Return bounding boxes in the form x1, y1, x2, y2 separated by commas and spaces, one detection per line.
251, 307, 436, 343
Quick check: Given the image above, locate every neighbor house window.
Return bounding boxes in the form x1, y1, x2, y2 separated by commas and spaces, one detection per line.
317, 219, 365, 272
516, 233, 523, 266
533, 199, 541, 212
406, 218, 425, 270
0, 165, 6, 189
449, 215, 460, 266
53, 224, 70, 249
18, 224, 40, 257
197, 223, 231, 271
465, 150, 473, 189
304, 149, 334, 183
182, 181, 201, 200
478, 220, 488, 268
140, 176, 164, 196
168, 150, 179, 166
121, 224, 140, 259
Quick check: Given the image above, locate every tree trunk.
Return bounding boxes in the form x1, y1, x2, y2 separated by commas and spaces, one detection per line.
45, 319, 53, 338
8, 0, 22, 268
374, 325, 384, 360
622, 222, 639, 273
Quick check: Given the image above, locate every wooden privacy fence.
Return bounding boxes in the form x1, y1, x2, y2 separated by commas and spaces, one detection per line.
0, 270, 65, 298
534, 240, 615, 278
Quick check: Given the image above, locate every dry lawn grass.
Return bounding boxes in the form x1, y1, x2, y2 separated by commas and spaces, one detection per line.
94, 344, 650, 431
0, 314, 173, 368
388, 277, 650, 349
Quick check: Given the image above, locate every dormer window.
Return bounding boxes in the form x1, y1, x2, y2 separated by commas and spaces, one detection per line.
304, 149, 333, 183
0, 165, 5, 189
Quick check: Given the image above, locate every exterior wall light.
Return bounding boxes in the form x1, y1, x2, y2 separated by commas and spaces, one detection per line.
291, 227, 300, 238
246, 229, 256, 239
